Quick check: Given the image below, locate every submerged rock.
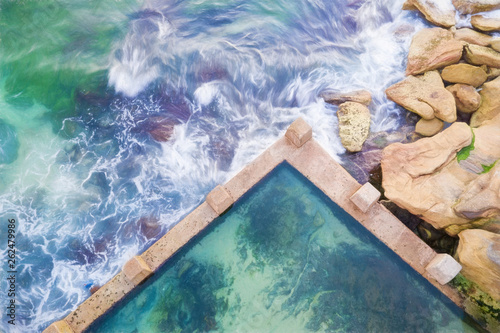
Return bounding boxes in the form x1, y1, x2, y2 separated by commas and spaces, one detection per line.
386, 71, 457, 122
403, 0, 456, 27
452, 0, 500, 14
415, 117, 444, 136
337, 102, 371, 152
446, 83, 481, 113
138, 215, 162, 240
456, 229, 500, 302
471, 76, 500, 127
471, 15, 500, 31
441, 63, 487, 87
406, 28, 465, 76
464, 44, 500, 68
320, 89, 372, 105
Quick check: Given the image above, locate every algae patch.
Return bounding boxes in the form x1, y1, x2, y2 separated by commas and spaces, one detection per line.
457, 130, 475, 162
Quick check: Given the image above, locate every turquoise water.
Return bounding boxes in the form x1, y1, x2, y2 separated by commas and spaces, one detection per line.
0, 0, 431, 331
89, 163, 479, 332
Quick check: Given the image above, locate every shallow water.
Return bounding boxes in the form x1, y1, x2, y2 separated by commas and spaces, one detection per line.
89, 163, 478, 333
0, 0, 433, 331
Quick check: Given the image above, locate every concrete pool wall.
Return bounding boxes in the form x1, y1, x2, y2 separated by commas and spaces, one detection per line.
44, 118, 464, 333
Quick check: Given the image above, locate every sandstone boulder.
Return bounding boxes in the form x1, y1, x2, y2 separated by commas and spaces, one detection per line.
446, 84, 481, 113
491, 39, 500, 52
386, 71, 457, 122
456, 229, 500, 302
406, 28, 465, 76
403, 0, 456, 27
415, 117, 444, 136
441, 63, 487, 87
337, 102, 371, 152
483, 65, 500, 79
382, 114, 500, 235
321, 89, 372, 105
471, 15, 500, 31
455, 163, 500, 219
453, 0, 500, 14
453, 28, 493, 47
471, 76, 500, 126
464, 44, 500, 68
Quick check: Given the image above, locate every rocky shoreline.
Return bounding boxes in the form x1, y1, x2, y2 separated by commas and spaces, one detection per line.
323, 1, 500, 331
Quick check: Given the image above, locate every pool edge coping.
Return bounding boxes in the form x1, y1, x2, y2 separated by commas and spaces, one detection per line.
43, 118, 464, 333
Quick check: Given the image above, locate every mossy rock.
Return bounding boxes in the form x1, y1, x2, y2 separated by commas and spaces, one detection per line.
450, 274, 500, 332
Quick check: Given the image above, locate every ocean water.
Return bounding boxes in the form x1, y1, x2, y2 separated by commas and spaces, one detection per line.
0, 0, 434, 332
88, 163, 479, 333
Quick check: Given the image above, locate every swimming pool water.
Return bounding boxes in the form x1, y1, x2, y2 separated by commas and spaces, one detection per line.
88, 163, 479, 332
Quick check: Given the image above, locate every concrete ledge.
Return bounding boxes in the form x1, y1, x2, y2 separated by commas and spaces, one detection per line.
426, 253, 462, 285
43, 320, 74, 333
122, 256, 153, 286
350, 182, 381, 213
224, 137, 288, 202
45, 117, 466, 331
206, 185, 234, 215
64, 272, 135, 332
285, 117, 312, 147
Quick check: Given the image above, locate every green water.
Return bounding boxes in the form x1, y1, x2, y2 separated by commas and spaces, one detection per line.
0, 0, 139, 191
89, 163, 479, 333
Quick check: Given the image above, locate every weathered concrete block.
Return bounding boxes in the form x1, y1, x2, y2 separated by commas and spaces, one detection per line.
350, 182, 381, 213
43, 320, 74, 333
426, 253, 462, 285
206, 185, 234, 215
122, 256, 153, 286
285, 117, 312, 147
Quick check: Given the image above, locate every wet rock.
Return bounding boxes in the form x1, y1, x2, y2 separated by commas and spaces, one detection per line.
90, 285, 101, 294
406, 28, 465, 76
386, 71, 457, 122
320, 89, 372, 105
382, 114, 500, 235
337, 102, 371, 152
446, 84, 481, 113
464, 44, 500, 68
452, 0, 500, 14
453, 27, 493, 46
403, 0, 456, 27
415, 117, 444, 136
441, 63, 487, 87
471, 76, 500, 127
456, 229, 500, 301
471, 15, 500, 31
